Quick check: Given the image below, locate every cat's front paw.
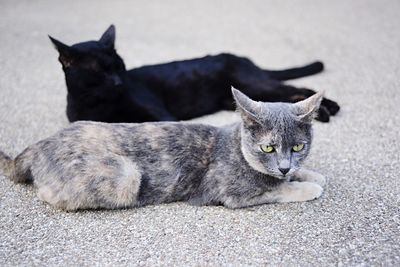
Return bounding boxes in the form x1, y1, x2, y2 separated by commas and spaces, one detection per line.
308, 172, 326, 187
278, 181, 323, 203
298, 182, 323, 201
321, 97, 340, 116
293, 169, 326, 187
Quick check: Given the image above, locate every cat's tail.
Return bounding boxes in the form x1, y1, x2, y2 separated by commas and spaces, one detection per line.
0, 149, 33, 183
0, 150, 14, 179
266, 61, 324, 81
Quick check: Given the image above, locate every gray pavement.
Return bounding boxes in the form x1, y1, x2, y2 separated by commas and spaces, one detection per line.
0, 0, 399, 266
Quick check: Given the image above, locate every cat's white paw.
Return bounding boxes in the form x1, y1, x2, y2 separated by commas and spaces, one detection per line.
293, 169, 326, 187
310, 172, 326, 187
299, 182, 323, 201
278, 181, 323, 203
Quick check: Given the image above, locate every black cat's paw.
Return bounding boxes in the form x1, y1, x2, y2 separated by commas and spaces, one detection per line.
316, 105, 330, 122
316, 98, 340, 122
297, 89, 340, 122
321, 98, 340, 116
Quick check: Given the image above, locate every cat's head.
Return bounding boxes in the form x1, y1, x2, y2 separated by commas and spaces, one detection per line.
49, 25, 126, 93
232, 87, 323, 179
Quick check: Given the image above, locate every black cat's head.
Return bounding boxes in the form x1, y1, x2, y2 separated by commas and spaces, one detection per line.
49, 25, 126, 94
49, 25, 127, 122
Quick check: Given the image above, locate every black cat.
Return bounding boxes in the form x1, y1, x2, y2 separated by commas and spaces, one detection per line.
49, 25, 339, 123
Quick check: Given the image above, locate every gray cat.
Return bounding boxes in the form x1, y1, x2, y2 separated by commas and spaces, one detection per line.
0, 88, 326, 210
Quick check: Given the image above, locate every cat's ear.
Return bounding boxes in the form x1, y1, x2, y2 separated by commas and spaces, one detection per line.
232, 87, 262, 126
293, 91, 324, 123
49, 36, 71, 54
49, 36, 77, 67
99, 25, 115, 48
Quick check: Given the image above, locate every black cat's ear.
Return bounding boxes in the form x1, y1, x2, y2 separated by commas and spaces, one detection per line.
49, 36, 77, 67
293, 91, 324, 123
49, 36, 71, 54
232, 87, 262, 126
99, 25, 115, 48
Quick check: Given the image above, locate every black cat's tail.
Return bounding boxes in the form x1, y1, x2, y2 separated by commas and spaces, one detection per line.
266, 61, 324, 81
0, 149, 33, 183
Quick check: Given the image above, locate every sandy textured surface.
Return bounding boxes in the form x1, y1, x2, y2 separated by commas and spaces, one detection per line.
0, 0, 399, 266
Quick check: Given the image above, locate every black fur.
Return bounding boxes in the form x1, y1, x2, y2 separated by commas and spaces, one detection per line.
49, 25, 340, 123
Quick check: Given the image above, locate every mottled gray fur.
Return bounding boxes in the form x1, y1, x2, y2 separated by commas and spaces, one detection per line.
0, 88, 326, 210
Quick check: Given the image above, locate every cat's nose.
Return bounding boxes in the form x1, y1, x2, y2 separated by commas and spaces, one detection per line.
278, 168, 290, 175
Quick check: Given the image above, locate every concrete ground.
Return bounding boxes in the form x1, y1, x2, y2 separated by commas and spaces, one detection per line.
0, 0, 399, 266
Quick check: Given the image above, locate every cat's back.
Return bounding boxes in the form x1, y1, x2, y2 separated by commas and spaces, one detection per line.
24, 120, 218, 179
114, 121, 220, 160
127, 54, 229, 84
31, 120, 220, 160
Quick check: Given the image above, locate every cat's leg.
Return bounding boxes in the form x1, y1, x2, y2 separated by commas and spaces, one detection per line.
36, 156, 142, 211
223, 181, 323, 209
291, 168, 326, 187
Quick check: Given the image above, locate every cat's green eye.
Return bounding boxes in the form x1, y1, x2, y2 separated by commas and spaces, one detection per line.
292, 144, 305, 152
260, 145, 275, 153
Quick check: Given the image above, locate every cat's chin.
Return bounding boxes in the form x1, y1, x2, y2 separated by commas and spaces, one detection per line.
266, 170, 298, 180
268, 174, 289, 180
255, 169, 288, 180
